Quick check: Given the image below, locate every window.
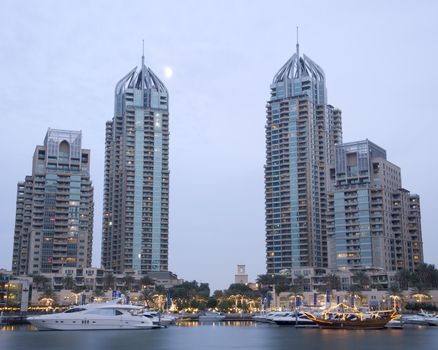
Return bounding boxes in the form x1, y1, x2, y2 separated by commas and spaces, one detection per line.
64, 308, 86, 314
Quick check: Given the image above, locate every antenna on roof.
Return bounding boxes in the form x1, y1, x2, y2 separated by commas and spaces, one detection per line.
296, 26, 301, 78
141, 39, 145, 105
142, 39, 145, 67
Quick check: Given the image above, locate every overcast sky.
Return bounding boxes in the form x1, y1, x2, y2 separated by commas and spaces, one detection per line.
1, 0, 437, 291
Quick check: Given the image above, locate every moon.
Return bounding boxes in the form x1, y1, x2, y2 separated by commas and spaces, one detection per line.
164, 66, 173, 79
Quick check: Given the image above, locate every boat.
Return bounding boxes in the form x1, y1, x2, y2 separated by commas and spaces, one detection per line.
142, 311, 178, 326
385, 316, 404, 329
418, 311, 438, 326
304, 303, 396, 330
27, 299, 157, 331
402, 311, 438, 326
272, 311, 316, 327
253, 311, 288, 323
198, 311, 225, 322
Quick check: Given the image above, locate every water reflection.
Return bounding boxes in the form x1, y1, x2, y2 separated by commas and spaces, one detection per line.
176, 320, 256, 327
2, 322, 438, 350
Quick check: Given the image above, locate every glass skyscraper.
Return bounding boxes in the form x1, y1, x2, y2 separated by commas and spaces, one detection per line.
265, 43, 342, 274
102, 56, 169, 275
12, 129, 94, 275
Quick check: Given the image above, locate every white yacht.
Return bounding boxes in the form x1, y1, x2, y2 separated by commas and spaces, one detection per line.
198, 311, 225, 322
253, 311, 288, 323
403, 311, 438, 326
418, 311, 438, 326
27, 300, 157, 331
272, 311, 316, 327
142, 311, 178, 326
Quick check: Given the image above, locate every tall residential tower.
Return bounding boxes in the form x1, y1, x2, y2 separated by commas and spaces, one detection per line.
12, 129, 94, 275
327, 140, 423, 271
102, 56, 169, 274
265, 41, 342, 274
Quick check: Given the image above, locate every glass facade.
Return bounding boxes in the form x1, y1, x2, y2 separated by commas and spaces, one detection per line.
102, 59, 169, 275
265, 47, 342, 274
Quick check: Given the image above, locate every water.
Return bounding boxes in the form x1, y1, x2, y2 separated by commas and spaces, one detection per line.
1, 322, 438, 350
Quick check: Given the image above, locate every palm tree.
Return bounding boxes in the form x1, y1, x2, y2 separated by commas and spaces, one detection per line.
352, 271, 370, 291
256, 274, 274, 287
39, 286, 57, 305
140, 275, 155, 289
293, 275, 306, 293
387, 285, 404, 310
103, 273, 115, 290
123, 274, 135, 291
62, 276, 75, 290
94, 289, 105, 297
395, 269, 411, 290
326, 273, 341, 291
411, 263, 437, 290
32, 274, 49, 291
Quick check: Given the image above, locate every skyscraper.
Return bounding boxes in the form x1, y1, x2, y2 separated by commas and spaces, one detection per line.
102, 55, 169, 275
12, 129, 94, 275
265, 41, 342, 274
327, 140, 423, 271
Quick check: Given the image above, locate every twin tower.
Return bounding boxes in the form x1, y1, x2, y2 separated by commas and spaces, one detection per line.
12, 44, 423, 277
12, 58, 169, 276
265, 43, 423, 275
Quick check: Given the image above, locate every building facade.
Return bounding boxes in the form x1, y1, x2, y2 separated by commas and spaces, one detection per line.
265, 42, 342, 274
12, 129, 94, 275
102, 56, 169, 274
327, 140, 423, 271
234, 265, 249, 284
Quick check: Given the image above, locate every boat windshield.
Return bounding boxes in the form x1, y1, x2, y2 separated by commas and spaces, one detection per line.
64, 307, 86, 313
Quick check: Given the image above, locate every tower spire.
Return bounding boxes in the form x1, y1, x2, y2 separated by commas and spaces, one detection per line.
142, 39, 145, 68
296, 26, 301, 78
141, 39, 145, 105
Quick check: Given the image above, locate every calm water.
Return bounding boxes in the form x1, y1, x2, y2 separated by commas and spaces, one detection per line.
1, 322, 438, 350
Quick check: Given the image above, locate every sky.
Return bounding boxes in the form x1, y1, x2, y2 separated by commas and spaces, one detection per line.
0, 0, 437, 292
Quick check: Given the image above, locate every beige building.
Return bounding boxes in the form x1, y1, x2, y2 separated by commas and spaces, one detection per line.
12, 129, 93, 276
234, 265, 248, 284
327, 140, 423, 272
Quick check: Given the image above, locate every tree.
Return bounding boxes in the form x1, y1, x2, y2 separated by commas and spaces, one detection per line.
395, 269, 411, 290
326, 274, 341, 291
73, 285, 86, 293
217, 299, 233, 312
94, 289, 105, 297
411, 264, 438, 290
62, 276, 75, 290
387, 285, 404, 310
292, 275, 306, 293
225, 284, 255, 298
140, 275, 155, 288
206, 297, 218, 309
39, 286, 57, 305
32, 275, 49, 291
256, 274, 275, 287
257, 274, 290, 289
123, 274, 135, 291
103, 273, 115, 290
198, 283, 210, 298
352, 271, 370, 290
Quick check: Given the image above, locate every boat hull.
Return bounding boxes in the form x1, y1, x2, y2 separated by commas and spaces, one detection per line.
274, 320, 316, 327
28, 316, 156, 331
307, 317, 391, 330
